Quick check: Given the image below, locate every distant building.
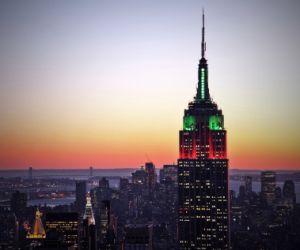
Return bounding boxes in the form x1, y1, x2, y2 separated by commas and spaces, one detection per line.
76, 181, 86, 214
145, 162, 157, 192
123, 224, 153, 250
230, 190, 236, 205
283, 180, 296, 206
132, 167, 147, 186
10, 190, 27, 219
261, 171, 276, 206
99, 177, 109, 189
119, 178, 130, 191
159, 164, 177, 183
238, 185, 246, 202
45, 212, 79, 247
245, 176, 252, 194
275, 186, 282, 202
89, 166, 93, 178
28, 166, 33, 180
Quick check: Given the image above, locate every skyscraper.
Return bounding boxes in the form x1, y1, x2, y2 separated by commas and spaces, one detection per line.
159, 164, 177, 184
81, 192, 97, 250
10, 190, 27, 219
132, 167, 147, 187
261, 171, 276, 206
76, 181, 87, 214
89, 166, 93, 178
282, 180, 296, 207
83, 192, 96, 226
145, 162, 157, 192
245, 176, 252, 194
99, 200, 116, 249
178, 12, 229, 249
99, 177, 110, 189
0, 212, 18, 249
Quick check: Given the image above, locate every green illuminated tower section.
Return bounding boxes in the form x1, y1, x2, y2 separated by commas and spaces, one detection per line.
196, 12, 210, 102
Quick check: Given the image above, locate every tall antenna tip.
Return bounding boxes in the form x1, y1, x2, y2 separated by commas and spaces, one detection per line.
201, 8, 206, 58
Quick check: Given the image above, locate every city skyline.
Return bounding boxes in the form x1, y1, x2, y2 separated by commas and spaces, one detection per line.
1, 1, 300, 170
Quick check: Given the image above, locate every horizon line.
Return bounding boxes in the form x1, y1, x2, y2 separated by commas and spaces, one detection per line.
0, 167, 300, 172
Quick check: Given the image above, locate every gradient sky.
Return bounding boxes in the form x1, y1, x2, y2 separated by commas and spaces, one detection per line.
0, 0, 299, 169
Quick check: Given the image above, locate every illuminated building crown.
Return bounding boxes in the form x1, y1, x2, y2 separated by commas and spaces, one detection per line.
83, 192, 95, 225
27, 208, 46, 239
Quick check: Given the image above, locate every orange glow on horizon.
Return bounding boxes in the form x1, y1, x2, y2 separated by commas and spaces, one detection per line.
1, 2, 299, 171
1, 128, 299, 170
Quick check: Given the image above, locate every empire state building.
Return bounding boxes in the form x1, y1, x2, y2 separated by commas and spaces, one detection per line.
178, 12, 229, 249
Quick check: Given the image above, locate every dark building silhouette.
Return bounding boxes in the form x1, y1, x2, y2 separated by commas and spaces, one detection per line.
76, 181, 87, 214
10, 190, 27, 219
81, 220, 97, 250
283, 180, 296, 206
275, 186, 282, 202
119, 178, 130, 191
100, 200, 110, 243
261, 171, 276, 206
0, 212, 18, 249
132, 167, 147, 187
145, 162, 157, 192
89, 166, 93, 178
28, 166, 33, 180
99, 177, 109, 189
123, 224, 153, 250
178, 12, 229, 249
45, 212, 79, 247
238, 185, 246, 203
99, 200, 116, 249
41, 229, 66, 249
244, 176, 252, 194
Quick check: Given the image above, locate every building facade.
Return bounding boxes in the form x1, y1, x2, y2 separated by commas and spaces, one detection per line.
178, 12, 229, 249
123, 224, 153, 250
10, 190, 27, 219
261, 171, 276, 206
76, 181, 87, 214
160, 164, 177, 184
45, 212, 79, 247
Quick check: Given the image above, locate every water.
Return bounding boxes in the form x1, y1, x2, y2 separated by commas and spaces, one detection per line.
0, 168, 135, 179
27, 197, 75, 207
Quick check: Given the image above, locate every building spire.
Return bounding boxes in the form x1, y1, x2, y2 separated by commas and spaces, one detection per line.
201, 9, 206, 59
196, 9, 210, 102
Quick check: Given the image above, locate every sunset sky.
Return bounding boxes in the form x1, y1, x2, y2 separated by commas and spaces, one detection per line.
0, 1, 299, 170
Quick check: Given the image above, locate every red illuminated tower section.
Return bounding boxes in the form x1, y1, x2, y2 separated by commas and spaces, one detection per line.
178, 11, 229, 249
